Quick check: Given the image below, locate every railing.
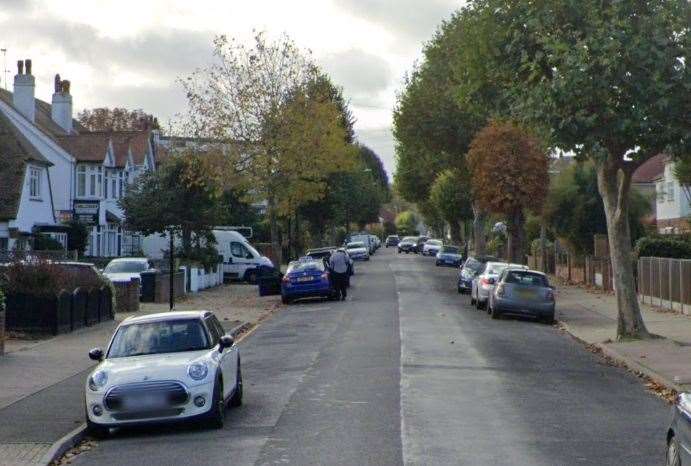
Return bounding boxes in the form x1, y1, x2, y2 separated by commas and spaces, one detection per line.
638, 257, 691, 313
0, 250, 78, 264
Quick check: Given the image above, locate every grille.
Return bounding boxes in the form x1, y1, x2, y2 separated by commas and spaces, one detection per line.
104, 380, 189, 411
112, 408, 184, 421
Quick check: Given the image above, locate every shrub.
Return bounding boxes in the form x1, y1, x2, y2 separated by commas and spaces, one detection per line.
634, 236, 691, 259
34, 234, 65, 251
0, 260, 109, 297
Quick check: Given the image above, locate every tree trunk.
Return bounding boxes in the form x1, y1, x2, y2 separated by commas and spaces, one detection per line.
267, 195, 282, 265
539, 223, 547, 272
472, 204, 486, 255
449, 221, 462, 244
181, 228, 192, 257
596, 159, 650, 340
506, 210, 525, 264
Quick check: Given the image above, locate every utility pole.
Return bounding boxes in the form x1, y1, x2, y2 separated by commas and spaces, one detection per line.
169, 229, 175, 311
1, 49, 7, 90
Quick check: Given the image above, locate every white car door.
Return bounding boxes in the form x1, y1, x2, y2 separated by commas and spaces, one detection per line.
230, 241, 255, 279
207, 316, 237, 398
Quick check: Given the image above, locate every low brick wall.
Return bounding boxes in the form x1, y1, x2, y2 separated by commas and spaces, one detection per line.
154, 272, 185, 304
114, 278, 140, 314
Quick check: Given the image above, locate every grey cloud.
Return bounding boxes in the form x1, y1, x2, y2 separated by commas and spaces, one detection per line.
320, 49, 392, 104
339, 0, 458, 45
92, 83, 187, 123
355, 127, 395, 177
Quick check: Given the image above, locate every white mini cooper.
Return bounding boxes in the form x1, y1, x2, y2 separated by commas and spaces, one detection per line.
85, 311, 242, 436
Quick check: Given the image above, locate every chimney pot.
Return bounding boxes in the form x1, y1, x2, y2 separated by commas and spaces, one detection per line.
24, 59, 32, 75
51, 75, 73, 132
17, 60, 23, 75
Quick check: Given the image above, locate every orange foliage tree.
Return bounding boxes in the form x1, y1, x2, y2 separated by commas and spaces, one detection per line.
467, 120, 549, 262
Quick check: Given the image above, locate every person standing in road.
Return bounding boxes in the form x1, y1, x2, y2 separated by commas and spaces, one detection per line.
328, 249, 349, 301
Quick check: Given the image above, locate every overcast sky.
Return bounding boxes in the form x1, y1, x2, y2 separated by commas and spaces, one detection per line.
0, 0, 460, 176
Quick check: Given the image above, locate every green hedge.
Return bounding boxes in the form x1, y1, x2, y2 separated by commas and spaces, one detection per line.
635, 236, 691, 259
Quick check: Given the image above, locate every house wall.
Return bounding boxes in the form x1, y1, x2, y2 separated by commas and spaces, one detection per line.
0, 101, 75, 218
8, 165, 55, 233
656, 161, 691, 233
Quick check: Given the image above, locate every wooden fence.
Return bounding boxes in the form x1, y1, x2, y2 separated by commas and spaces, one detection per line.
638, 257, 691, 313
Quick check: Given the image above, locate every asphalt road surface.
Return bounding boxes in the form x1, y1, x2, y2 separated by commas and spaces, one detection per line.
72, 248, 668, 466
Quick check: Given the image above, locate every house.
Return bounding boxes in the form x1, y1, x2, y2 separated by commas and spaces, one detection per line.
0, 58, 166, 256
655, 156, 691, 234
632, 153, 666, 227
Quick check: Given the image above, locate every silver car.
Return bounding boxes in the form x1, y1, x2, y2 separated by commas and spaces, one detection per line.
470, 261, 528, 310
487, 269, 555, 323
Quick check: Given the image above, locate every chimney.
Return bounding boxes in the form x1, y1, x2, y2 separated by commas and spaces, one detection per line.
51, 74, 73, 133
13, 59, 35, 123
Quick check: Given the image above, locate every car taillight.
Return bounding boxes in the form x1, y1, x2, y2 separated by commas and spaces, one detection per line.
546, 290, 555, 301
480, 278, 491, 287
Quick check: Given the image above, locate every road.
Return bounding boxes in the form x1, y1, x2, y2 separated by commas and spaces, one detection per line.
72, 248, 668, 465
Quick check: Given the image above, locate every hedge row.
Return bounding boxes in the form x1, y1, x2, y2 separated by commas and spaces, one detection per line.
635, 236, 691, 259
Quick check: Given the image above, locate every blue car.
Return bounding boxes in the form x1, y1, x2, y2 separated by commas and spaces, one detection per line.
281, 259, 336, 304
435, 245, 463, 267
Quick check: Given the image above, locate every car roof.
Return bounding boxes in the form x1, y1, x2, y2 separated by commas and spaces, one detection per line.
54, 261, 96, 267
505, 268, 545, 276
108, 257, 148, 263
122, 310, 211, 326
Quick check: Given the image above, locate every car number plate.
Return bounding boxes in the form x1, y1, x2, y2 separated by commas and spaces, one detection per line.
445, 259, 453, 263
297, 276, 312, 283
123, 393, 167, 411
517, 290, 538, 300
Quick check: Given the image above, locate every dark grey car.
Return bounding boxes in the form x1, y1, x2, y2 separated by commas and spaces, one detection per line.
487, 269, 555, 323
667, 393, 691, 466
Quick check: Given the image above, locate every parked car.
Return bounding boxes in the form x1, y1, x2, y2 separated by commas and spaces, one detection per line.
487, 268, 555, 323
414, 236, 429, 254
470, 261, 528, 309
457, 255, 497, 294
436, 246, 463, 267
345, 241, 370, 261
281, 258, 336, 304
347, 233, 375, 255
102, 257, 155, 284
667, 393, 691, 466
305, 247, 336, 261
385, 235, 400, 247
398, 236, 418, 254
215, 230, 273, 284
422, 239, 443, 256
84, 310, 242, 436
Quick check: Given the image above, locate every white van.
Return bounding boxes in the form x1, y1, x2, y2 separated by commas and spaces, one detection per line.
141, 230, 273, 283
214, 230, 273, 283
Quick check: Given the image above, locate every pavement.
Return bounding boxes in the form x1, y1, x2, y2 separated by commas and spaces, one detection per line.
556, 282, 691, 392
59, 249, 667, 465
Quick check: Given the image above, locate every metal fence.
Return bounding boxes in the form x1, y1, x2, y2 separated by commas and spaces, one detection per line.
0, 250, 78, 264
638, 257, 691, 313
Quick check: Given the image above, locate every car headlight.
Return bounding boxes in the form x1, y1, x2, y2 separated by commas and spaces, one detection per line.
187, 362, 208, 381
88, 370, 108, 391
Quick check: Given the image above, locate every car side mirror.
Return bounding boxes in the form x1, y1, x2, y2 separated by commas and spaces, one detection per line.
227, 257, 233, 264
89, 347, 104, 361
219, 335, 234, 352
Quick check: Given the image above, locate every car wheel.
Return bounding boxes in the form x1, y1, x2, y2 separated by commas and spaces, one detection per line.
490, 304, 501, 320
457, 286, 462, 294
542, 314, 555, 325
470, 293, 476, 305
667, 435, 681, 466
230, 363, 243, 408
244, 270, 258, 284
281, 295, 291, 305
86, 417, 109, 439
208, 376, 225, 429
476, 298, 485, 310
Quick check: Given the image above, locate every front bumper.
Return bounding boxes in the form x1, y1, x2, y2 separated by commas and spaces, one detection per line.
457, 278, 472, 290
85, 380, 214, 427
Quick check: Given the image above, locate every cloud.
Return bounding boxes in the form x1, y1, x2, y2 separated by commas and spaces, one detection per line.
320, 48, 392, 107
355, 126, 395, 177
338, 0, 458, 45
92, 83, 187, 124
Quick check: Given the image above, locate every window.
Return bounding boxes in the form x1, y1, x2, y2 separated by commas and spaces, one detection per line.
667, 181, 675, 202
29, 167, 41, 198
205, 317, 222, 344
0, 238, 8, 251
230, 241, 252, 259
119, 171, 127, 197
77, 165, 87, 197
656, 182, 665, 204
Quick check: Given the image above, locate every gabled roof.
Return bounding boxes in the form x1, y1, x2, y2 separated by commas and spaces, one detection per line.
55, 133, 110, 163
0, 88, 86, 137
0, 112, 52, 220
633, 153, 666, 183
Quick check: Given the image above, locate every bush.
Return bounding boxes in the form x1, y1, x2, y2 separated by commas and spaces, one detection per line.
0, 260, 109, 297
65, 220, 89, 256
634, 236, 691, 259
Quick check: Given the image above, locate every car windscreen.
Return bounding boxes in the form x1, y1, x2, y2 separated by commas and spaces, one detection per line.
485, 263, 509, 275
347, 242, 366, 249
505, 271, 549, 287
428, 240, 442, 246
441, 246, 459, 254
465, 258, 484, 272
104, 261, 147, 273
107, 319, 210, 358
287, 261, 326, 273
401, 237, 417, 242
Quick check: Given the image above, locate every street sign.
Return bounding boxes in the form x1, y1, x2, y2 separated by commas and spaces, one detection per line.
73, 201, 99, 225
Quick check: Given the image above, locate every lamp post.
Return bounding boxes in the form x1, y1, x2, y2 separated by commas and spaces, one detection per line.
169, 229, 175, 311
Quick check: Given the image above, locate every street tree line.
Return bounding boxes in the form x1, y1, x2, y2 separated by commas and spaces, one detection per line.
393, 0, 689, 340
111, 32, 389, 265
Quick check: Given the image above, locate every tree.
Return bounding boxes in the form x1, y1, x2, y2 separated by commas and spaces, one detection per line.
467, 120, 549, 262
462, 0, 690, 339
395, 211, 418, 236
358, 143, 391, 201
77, 108, 159, 131
120, 153, 224, 258
181, 33, 355, 263
674, 158, 691, 205
64, 219, 89, 257
429, 169, 473, 243
544, 162, 651, 255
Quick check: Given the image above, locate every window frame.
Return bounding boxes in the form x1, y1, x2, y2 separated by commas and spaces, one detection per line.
28, 166, 41, 199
